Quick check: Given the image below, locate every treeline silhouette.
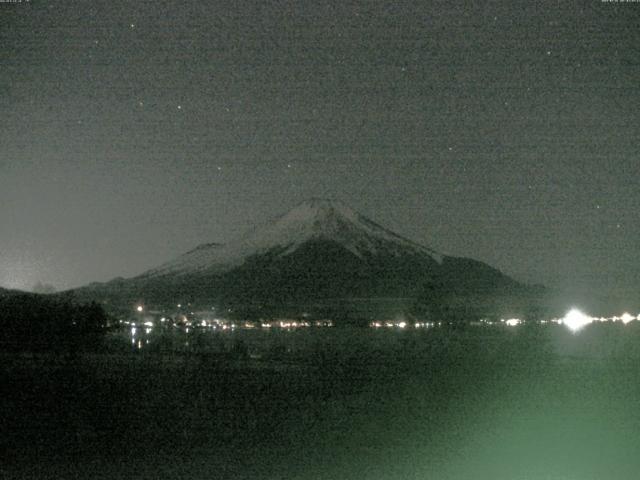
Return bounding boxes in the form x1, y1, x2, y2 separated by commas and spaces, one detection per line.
0, 290, 110, 353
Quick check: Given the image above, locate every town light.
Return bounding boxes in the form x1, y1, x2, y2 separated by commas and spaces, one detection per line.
620, 313, 634, 325
562, 308, 592, 332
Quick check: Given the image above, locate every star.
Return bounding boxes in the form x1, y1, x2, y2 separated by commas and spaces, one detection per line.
130, 23, 135, 29
177, 105, 182, 110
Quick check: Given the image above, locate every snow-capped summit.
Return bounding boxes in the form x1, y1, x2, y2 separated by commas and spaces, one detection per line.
143, 198, 442, 278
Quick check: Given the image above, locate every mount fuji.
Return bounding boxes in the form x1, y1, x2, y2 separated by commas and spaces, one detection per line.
74, 199, 530, 319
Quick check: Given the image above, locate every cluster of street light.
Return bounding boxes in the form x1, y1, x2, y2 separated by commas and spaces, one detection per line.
370, 321, 436, 329
368, 309, 640, 333
123, 314, 334, 332
127, 304, 638, 335
497, 309, 640, 333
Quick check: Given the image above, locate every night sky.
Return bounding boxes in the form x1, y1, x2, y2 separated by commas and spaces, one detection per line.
1, 1, 639, 304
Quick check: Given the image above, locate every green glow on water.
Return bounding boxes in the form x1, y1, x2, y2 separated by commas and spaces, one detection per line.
6, 324, 640, 479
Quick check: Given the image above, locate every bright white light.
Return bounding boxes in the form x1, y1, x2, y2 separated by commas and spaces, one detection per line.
143, 321, 153, 327
504, 318, 521, 327
398, 322, 406, 329
136, 305, 143, 312
621, 313, 634, 325
563, 308, 592, 332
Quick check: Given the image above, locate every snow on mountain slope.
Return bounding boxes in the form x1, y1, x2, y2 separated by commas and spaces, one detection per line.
142, 198, 443, 278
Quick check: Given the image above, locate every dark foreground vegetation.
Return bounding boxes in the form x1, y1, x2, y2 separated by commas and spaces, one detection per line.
3, 323, 640, 479
0, 290, 110, 354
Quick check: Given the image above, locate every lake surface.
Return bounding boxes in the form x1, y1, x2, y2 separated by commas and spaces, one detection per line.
3, 323, 640, 479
